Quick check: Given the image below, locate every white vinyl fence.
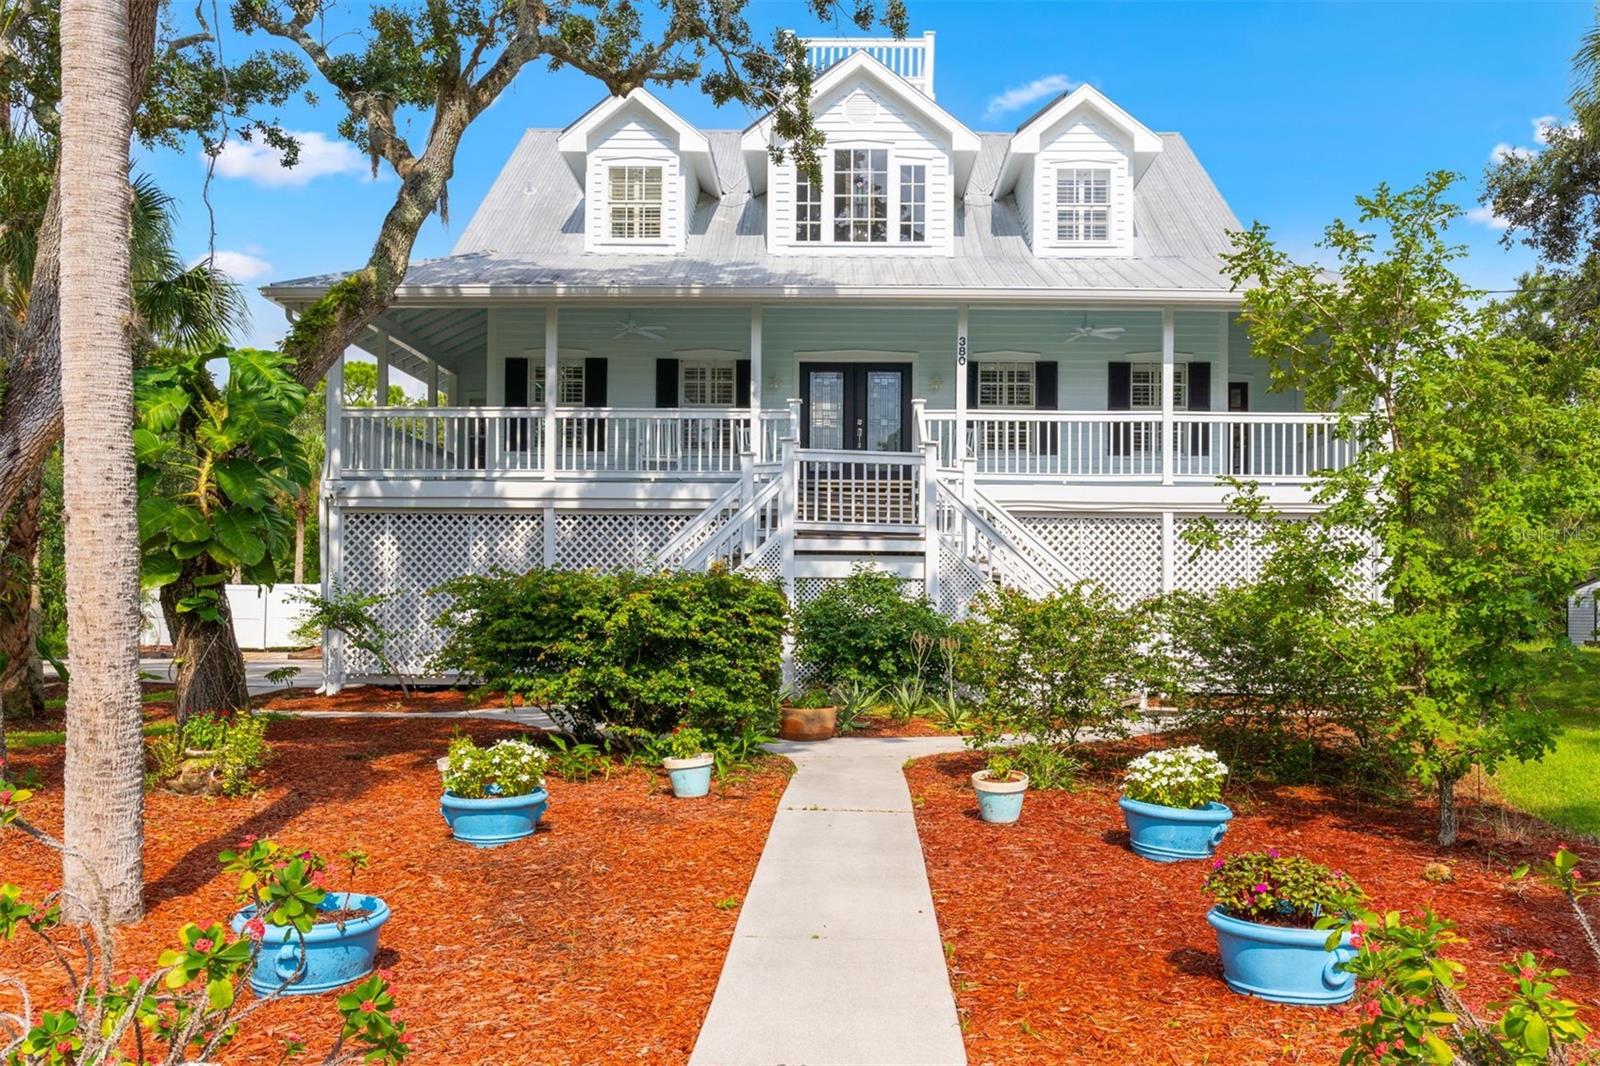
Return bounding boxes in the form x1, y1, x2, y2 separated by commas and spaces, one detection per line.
141, 584, 316, 650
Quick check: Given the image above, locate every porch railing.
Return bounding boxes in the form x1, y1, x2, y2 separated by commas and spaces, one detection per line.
552, 408, 750, 476
794, 448, 923, 529
921, 410, 1358, 483
339, 407, 545, 477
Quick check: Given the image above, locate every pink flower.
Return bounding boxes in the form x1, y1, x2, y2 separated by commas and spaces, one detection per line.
360, 999, 376, 1013
1519, 965, 1538, 980
1211, 857, 1225, 870
0, 790, 13, 805
310, 870, 329, 888
1375, 1042, 1391, 1058
244, 917, 266, 942
239, 833, 257, 847
1267, 847, 1280, 858
1349, 934, 1364, 949
1572, 868, 1583, 881
56, 1041, 72, 1055
398, 1032, 414, 1046
1251, 882, 1269, 894
1362, 999, 1381, 1019
1351, 921, 1368, 935
193, 936, 214, 953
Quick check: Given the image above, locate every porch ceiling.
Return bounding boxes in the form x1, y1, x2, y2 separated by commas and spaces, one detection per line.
363, 307, 488, 378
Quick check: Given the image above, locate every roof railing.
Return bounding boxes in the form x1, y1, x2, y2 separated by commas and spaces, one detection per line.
798, 31, 936, 98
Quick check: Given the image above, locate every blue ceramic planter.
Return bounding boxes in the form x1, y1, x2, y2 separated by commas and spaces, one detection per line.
231, 893, 389, 996
439, 788, 549, 847
972, 771, 1029, 824
664, 755, 714, 798
1118, 796, 1233, 862
1207, 907, 1357, 1006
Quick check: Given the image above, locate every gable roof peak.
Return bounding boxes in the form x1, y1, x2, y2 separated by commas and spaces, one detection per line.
556, 87, 718, 193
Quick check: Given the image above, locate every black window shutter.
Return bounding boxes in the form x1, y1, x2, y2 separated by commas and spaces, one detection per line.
655, 358, 679, 409
504, 357, 529, 452
1187, 361, 1212, 456
736, 359, 752, 408
967, 363, 980, 409
584, 357, 608, 450
1107, 361, 1131, 456
1035, 361, 1059, 455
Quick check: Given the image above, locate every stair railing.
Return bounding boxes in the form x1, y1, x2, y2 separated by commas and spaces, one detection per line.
929, 479, 1060, 600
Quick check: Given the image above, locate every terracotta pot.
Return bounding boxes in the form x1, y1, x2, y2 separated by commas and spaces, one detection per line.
779, 704, 837, 742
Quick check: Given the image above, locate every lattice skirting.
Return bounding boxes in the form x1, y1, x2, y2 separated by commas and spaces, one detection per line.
338, 508, 691, 677
1016, 515, 1164, 605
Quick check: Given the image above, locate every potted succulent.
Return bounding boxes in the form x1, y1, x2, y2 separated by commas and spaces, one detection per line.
661, 725, 715, 798
1118, 745, 1233, 862
779, 687, 838, 741
971, 750, 1029, 824
438, 736, 550, 847
223, 839, 389, 996
1203, 851, 1364, 1006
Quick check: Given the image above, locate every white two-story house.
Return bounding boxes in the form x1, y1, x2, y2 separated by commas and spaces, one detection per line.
264, 33, 1355, 686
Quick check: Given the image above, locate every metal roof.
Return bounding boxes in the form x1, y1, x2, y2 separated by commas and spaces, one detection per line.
265, 129, 1246, 304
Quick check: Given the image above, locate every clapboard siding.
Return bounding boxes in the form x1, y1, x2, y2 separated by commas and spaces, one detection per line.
583, 114, 686, 254
768, 77, 955, 257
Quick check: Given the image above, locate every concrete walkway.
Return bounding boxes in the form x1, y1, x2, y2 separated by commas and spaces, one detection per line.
691, 735, 968, 1066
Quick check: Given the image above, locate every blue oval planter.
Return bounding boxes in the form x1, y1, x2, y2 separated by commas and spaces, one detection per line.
664, 755, 713, 798
231, 893, 390, 996
1207, 907, 1357, 1006
439, 788, 549, 847
1118, 796, 1233, 862
972, 771, 1029, 824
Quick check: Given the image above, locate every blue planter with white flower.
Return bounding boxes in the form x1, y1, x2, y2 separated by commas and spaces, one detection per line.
1207, 907, 1357, 1005
440, 788, 549, 847
437, 736, 551, 845
1119, 796, 1233, 862
231, 892, 390, 996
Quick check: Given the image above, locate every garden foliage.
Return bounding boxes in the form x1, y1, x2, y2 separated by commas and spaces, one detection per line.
149, 710, 272, 796
441, 736, 548, 799
1203, 851, 1364, 928
432, 567, 786, 739
1122, 746, 1227, 810
793, 566, 949, 689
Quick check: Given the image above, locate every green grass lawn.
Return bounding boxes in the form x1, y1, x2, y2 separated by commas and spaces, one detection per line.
1494, 645, 1600, 837
8, 720, 174, 751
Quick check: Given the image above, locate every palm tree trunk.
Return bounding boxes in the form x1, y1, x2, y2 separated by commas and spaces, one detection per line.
0, 473, 46, 720
160, 559, 249, 723
293, 496, 306, 584
59, 0, 144, 925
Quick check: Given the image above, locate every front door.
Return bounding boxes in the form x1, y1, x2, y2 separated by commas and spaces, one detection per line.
799, 362, 913, 452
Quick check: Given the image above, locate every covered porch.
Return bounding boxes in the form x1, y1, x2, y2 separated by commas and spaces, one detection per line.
323, 303, 1355, 487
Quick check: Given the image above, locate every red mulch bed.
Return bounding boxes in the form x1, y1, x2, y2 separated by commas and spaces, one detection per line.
254, 686, 516, 714
846, 713, 952, 738
907, 744, 1600, 1065
2, 717, 788, 1064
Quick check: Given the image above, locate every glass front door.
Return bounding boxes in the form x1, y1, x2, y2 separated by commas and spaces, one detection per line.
800, 363, 911, 452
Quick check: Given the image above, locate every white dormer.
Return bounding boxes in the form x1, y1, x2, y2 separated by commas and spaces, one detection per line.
558, 89, 718, 255
995, 84, 1163, 258
742, 48, 978, 257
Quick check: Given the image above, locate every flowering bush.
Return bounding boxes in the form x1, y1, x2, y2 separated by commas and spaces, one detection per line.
660, 726, 713, 761
440, 736, 548, 799
1122, 746, 1228, 809
0, 785, 409, 1064
1203, 851, 1364, 928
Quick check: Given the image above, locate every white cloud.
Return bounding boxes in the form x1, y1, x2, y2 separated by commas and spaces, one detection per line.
1466, 205, 1510, 231
1490, 114, 1571, 163
984, 74, 1075, 120
210, 130, 375, 187
1490, 142, 1535, 164
190, 249, 273, 281
1533, 114, 1561, 144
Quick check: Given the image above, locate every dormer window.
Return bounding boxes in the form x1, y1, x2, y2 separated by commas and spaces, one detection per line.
609, 165, 663, 239
834, 148, 888, 242
796, 170, 823, 242
899, 165, 927, 243
1055, 167, 1111, 242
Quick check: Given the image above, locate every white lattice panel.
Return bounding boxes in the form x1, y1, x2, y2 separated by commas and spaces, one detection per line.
340, 510, 543, 676
554, 512, 690, 572
1172, 516, 1276, 595
1017, 515, 1163, 605
937, 540, 989, 618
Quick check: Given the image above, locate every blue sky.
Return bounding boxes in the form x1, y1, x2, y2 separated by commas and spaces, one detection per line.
132, 0, 1594, 355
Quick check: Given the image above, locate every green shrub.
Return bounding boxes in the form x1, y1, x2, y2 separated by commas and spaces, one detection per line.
660, 725, 712, 760
830, 681, 878, 733
432, 567, 786, 739
441, 735, 548, 798
1203, 852, 1364, 928
1010, 742, 1080, 791
545, 735, 607, 783
794, 566, 949, 688
149, 711, 271, 796
957, 582, 1161, 748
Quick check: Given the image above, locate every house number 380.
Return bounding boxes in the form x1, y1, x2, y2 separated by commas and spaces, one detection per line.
956, 336, 967, 365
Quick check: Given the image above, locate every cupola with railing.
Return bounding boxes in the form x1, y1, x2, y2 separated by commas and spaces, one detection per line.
799, 31, 936, 98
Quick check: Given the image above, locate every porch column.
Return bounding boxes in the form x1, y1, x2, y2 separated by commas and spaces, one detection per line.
1160, 306, 1175, 486
322, 354, 345, 692
543, 308, 559, 479
427, 359, 440, 406
375, 333, 390, 406
749, 306, 764, 457
954, 303, 970, 461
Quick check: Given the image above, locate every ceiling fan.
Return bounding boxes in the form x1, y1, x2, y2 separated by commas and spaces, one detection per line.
1064, 314, 1126, 342
614, 315, 667, 341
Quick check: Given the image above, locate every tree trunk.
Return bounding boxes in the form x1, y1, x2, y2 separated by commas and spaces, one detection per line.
160, 559, 249, 723
293, 496, 306, 585
59, 0, 144, 925
0, 474, 45, 720
1436, 775, 1458, 847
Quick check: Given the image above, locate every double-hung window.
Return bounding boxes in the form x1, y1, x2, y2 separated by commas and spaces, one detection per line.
833, 148, 889, 243
976, 361, 1036, 452
608, 165, 663, 239
680, 361, 737, 407
1129, 362, 1186, 452
533, 364, 586, 406
795, 168, 823, 243
899, 164, 927, 243
1056, 167, 1110, 243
